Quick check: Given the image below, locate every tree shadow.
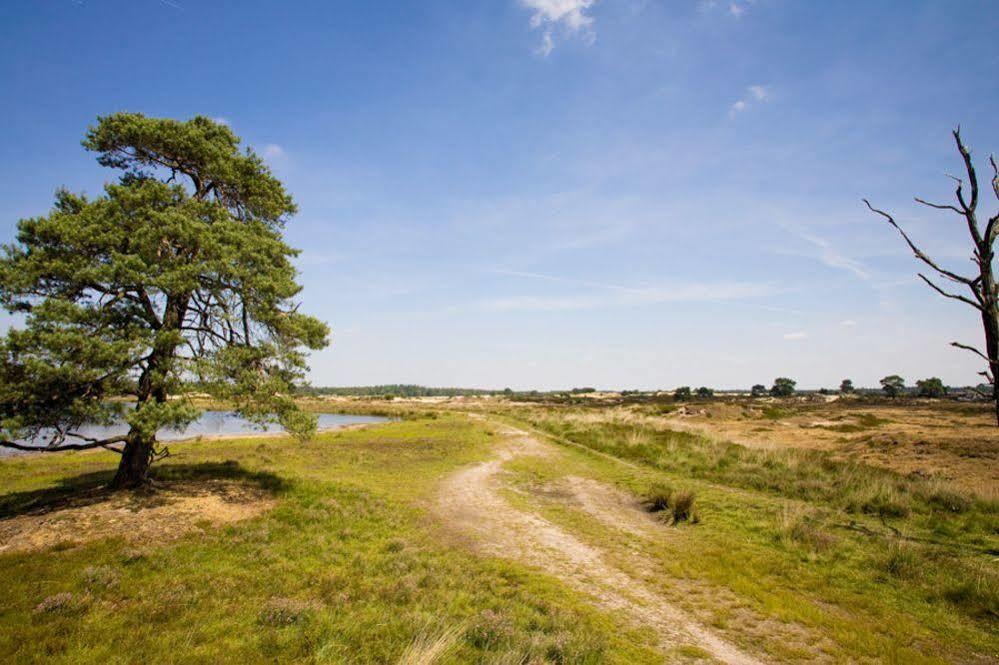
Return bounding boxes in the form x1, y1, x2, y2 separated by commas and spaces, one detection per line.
0, 460, 288, 520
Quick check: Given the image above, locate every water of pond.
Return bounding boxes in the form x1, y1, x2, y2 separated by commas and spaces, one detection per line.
2, 411, 390, 455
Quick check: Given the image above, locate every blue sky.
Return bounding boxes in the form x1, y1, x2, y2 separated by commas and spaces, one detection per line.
1, 1, 997, 390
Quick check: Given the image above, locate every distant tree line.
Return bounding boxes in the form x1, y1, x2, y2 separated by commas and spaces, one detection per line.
302, 385, 497, 398
304, 379, 961, 401
665, 375, 957, 401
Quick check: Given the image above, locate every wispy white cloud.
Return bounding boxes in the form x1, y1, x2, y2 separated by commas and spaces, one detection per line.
700, 0, 752, 18
729, 84, 770, 116
783, 331, 807, 340
776, 224, 871, 280
479, 271, 778, 311
520, 0, 597, 56
263, 143, 285, 159
491, 269, 634, 292
840, 319, 857, 327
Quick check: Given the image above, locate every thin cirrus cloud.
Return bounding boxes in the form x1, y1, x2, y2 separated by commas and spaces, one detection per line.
783, 331, 807, 340
263, 143, 285, 159
519, 0, 597, 57
775, 224, 871, 281
478, 270, 779, 311
729, 84, 770, 116
699, 1, 752, 18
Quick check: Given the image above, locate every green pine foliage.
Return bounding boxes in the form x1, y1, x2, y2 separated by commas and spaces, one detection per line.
0, 114, 328, 485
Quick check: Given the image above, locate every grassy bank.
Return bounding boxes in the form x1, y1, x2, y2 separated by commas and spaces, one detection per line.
0, 415, 658, 664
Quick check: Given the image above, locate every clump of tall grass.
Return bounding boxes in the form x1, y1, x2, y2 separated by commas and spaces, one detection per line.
940, 562, 999, 620
397, 624, 464, 665
80, 565, 119, 591
882, 540, 922, 579
776, 504, 837, 552
644, 483, 697, 524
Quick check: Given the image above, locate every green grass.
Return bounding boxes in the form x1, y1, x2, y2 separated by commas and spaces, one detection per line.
0, 415, 659, 664
485, 407, 998, 662
522, 412, 998, 534
3, 404, 997, 663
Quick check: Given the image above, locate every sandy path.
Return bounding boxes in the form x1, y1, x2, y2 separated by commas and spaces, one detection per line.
437, 423, 764, 664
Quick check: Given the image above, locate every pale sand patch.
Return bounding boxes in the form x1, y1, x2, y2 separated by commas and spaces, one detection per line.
0, 480, 274, 554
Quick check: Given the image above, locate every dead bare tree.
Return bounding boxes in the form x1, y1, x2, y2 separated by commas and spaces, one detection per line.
864, 128, 999, 424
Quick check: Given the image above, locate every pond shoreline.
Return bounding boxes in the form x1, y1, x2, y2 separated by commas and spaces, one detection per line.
0, 415, 391, 458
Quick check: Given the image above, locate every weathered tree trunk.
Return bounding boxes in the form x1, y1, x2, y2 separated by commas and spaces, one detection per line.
983, 305, 999, 425
110, 430, 155, 489
108, 295, 188, 489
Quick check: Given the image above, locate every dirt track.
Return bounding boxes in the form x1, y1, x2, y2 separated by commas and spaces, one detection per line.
436, 422, 764, 664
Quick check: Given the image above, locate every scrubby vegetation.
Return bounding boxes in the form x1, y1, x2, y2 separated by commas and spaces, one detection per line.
486, 401, 998, 655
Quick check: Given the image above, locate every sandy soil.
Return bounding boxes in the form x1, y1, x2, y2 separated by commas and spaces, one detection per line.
0, 480, 274, 554
436, 422, 765, 664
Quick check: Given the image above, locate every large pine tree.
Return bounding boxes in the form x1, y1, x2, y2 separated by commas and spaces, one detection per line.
0, 113, 329, 487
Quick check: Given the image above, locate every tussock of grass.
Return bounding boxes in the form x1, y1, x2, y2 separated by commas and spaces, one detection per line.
776, 504, 837, 552
643, 483, 697, 524
396, 624, 463, 664
644, 482, 673, 513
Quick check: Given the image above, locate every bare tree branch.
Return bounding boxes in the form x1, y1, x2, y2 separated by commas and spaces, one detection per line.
953, 127, 979, 214
951, 341, 999, 365
863, 199, 977, 285
918, 274, 983, 309
914, 197, 963, 215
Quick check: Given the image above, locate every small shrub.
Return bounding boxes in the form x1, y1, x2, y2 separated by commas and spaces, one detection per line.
776, 505, 836, 552
80, 565, 120, 591
941, 567, 998, 620
761, 406, 789, 420
883, 541, 922, 579
856, 413, 890, 428
669, 490, 696, 523
644, 483, 673, 513
467, 609, 514, 647
257, 598, 315, 627
122, 547, 148, 564
384, 538, 406, 553
33, 592, 74, 615
924, 488, 972, 514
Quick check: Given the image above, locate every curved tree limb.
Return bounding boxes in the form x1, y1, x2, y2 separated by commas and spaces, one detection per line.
863, 199, 977, 285
950, 341, 999, 365
918, 274, 983, 310
0, 434, 128, 453
914, 197, 963, 215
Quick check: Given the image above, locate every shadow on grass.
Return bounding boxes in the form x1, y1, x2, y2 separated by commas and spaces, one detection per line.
0, 460, 288, 520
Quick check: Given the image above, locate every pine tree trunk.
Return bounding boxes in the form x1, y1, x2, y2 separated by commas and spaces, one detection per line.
109, 430, 155, 489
